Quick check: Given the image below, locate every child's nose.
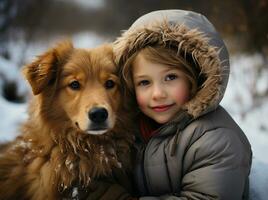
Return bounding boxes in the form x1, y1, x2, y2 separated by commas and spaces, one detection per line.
152, 85, 167, 100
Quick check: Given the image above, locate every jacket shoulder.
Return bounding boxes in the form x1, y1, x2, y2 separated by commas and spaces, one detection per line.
181, 106, 252, 170
184, 106, 248, 144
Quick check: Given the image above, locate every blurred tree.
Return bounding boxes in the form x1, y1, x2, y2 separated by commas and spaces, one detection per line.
0, 0, 19, 58
0, 0, 20, 33
241, 0, 268, 56
107, 0, 267, 54
3, 0, 268, 56
0, 0, 48, 103
0, 0, 47, 59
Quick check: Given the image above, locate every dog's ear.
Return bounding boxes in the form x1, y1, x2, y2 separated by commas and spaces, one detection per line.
23, 40, 73, 95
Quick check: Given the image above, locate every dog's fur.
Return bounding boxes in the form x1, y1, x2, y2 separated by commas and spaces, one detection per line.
0, 41, 133, 200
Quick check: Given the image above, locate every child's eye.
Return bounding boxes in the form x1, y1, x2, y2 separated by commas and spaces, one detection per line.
137, 80, 150, 86
165, 74, 178, 81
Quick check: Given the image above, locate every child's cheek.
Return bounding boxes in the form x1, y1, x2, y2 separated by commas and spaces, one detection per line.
136, 94, 146, 109
173, 88, 190, 104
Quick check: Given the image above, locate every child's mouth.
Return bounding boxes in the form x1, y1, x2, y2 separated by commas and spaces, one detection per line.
151, 104, 175, 112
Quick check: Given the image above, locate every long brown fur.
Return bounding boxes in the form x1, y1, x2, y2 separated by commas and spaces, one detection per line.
0, 41, 133, 200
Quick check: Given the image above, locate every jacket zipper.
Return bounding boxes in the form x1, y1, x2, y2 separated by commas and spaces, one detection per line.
141, 144, 150, 194
138, 112, 192, 195
135, 133, 150, 195
141, 122, 178, 195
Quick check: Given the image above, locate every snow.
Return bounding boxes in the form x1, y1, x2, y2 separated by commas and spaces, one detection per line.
0, 96, 27, 142
72, 187, 79, 198
0, 55, 28, 97
0, 33, 267, 199
5, 30, 107, 65
0, 56, 20, 81
222, 54, 268, 115
72, 31, 108, 49
234, 103, 268, 164
56, 0, 105, 10
0, 56, 28, 142
222, 54, 268, 164
249, 159, 268, 200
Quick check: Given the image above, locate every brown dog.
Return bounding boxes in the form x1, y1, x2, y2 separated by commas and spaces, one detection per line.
0, 41, 133, 200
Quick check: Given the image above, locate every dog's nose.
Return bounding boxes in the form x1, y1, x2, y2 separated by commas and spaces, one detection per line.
88, 107, 108, 123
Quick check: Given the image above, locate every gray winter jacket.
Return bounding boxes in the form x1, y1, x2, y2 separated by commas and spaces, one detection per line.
114, 10, 252, 200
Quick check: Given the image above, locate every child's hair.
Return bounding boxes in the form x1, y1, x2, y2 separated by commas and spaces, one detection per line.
121, 45, 200, 99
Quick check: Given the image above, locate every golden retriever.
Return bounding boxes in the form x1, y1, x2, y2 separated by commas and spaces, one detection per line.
0, 41, 133, 200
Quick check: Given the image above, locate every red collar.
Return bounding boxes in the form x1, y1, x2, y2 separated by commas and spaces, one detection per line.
139, 115, 161, 142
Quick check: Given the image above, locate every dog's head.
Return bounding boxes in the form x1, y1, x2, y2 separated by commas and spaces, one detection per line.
23, 41, 120, 135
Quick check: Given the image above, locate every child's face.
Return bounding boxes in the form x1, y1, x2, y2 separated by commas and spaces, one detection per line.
132, 53, 190, 124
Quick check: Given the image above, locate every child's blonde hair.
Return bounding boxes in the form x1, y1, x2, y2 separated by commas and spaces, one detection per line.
121, 45, 200, 102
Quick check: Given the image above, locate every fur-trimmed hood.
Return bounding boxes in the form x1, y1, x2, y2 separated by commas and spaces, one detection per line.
114, 10, 230, 119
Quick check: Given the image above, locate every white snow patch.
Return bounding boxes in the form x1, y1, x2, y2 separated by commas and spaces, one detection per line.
56, 0, 106, 10
249, 159, 268, 200
0, 56, 28, 97
0, 96, 27, 142
72, 187, 79, 198
222, 53, 264, 115
72, 32, 108, 49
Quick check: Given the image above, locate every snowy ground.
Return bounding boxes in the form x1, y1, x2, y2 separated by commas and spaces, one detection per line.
0, 33, 268, 199
220, 54, 268, 200
222, 54, 268, 164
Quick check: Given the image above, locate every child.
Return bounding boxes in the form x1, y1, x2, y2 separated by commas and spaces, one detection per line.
112, 9, 252, 200
84, 9, 252, 200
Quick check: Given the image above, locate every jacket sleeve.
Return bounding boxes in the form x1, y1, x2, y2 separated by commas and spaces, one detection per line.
139, 128, 252, 200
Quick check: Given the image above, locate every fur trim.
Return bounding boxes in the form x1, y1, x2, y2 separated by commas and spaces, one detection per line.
114, 21, 225, 118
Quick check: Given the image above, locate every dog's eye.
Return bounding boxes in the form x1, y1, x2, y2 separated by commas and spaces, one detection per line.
105, 80, 115, 89
69, 81, 80, 90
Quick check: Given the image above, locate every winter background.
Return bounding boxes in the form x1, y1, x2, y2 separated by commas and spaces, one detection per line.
0, 0, 268, 199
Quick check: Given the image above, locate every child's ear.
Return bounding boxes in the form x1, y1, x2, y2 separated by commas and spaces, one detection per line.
23, 40, 73, 95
